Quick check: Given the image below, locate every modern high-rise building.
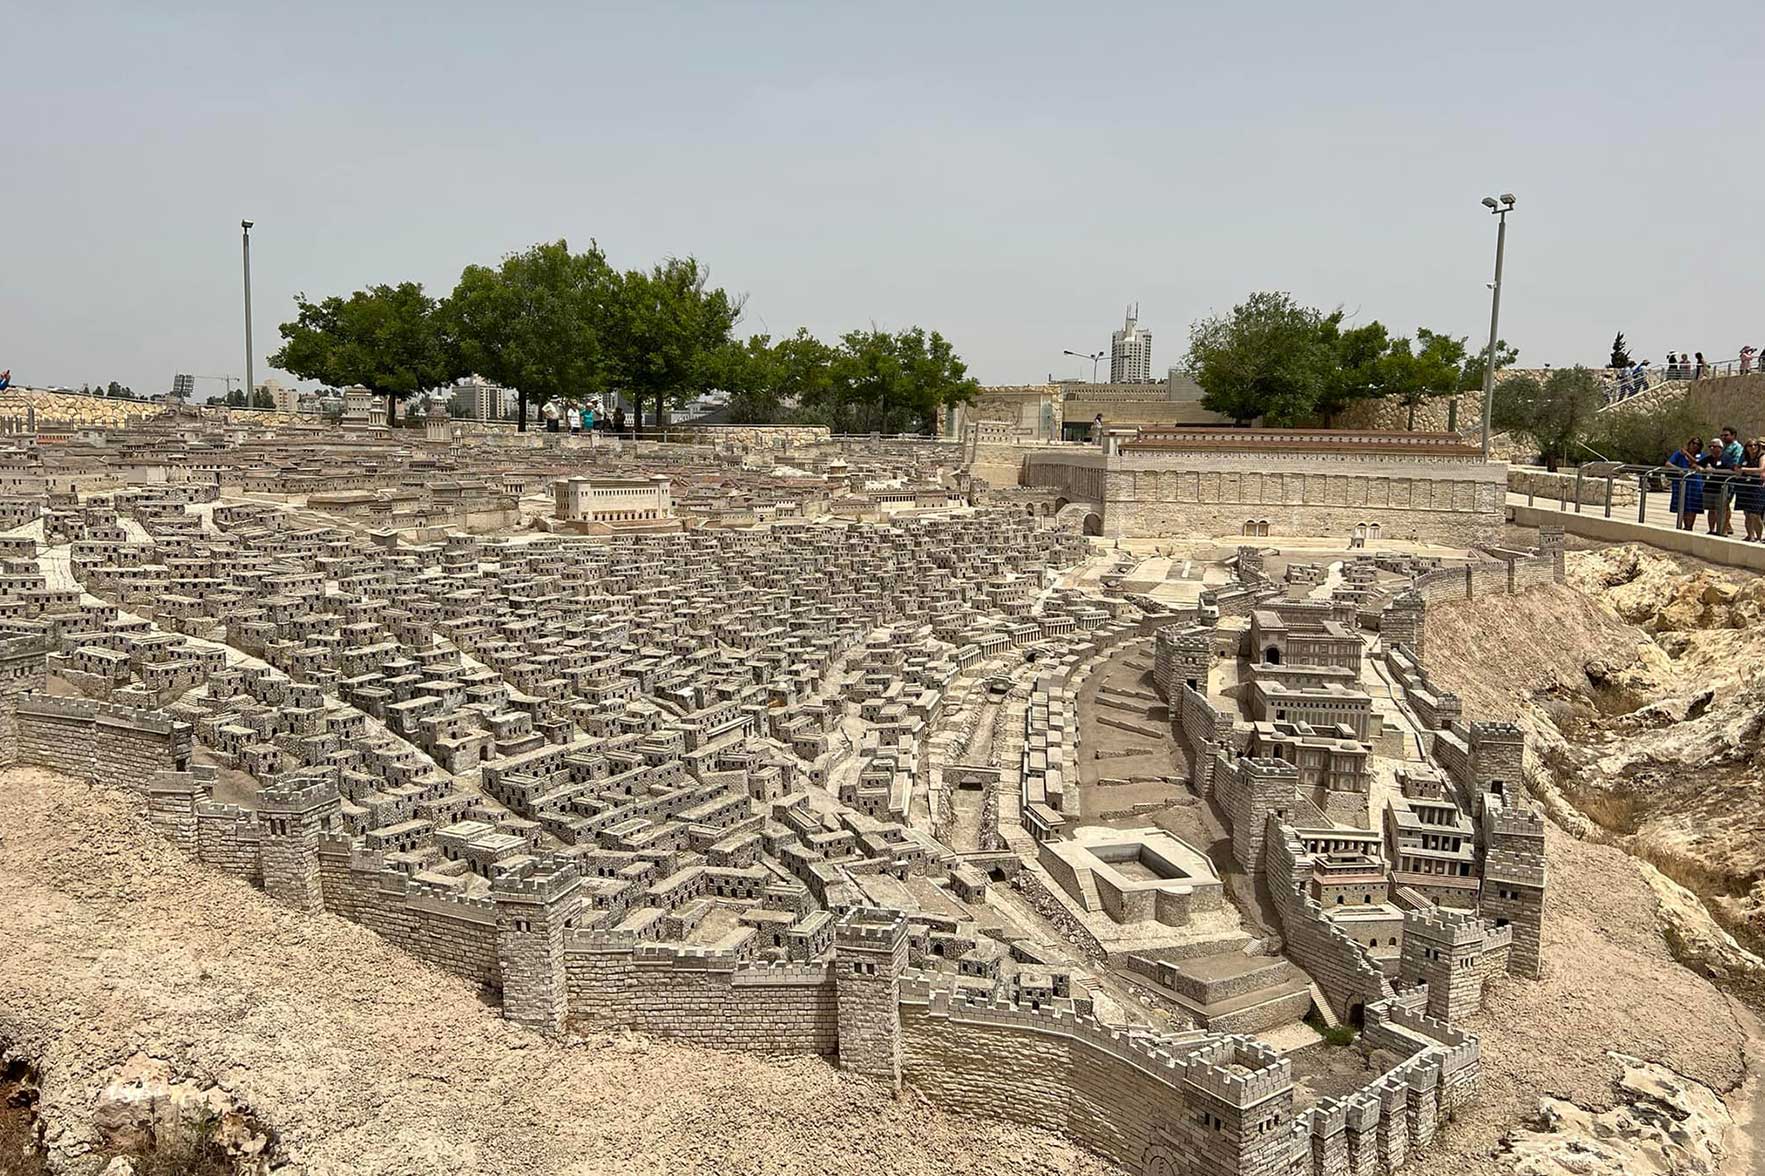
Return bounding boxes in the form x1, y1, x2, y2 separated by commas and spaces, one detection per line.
1110, 305, 1154, 384
448, 375, 512, 421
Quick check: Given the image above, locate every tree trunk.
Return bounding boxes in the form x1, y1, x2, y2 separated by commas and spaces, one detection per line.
517, 389, 527, 432
1406, 401, 1417, 430
386, 392, 398, 426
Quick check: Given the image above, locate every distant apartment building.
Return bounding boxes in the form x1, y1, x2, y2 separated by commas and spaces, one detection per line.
170, 374, 196, 401
1110, 305, 1153, 384
258, 378, 299, 414
449, 376, 512, 421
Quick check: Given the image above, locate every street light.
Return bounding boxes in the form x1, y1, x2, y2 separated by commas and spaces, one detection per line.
1478, 194, 1515, 461
241, 220, 256, 404
1063, 349, 1105, 382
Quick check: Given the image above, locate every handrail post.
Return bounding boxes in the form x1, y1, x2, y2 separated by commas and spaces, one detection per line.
1573, 466, 1584, 513
1604, 474, 1614, 518
1637, 473, 1648, 524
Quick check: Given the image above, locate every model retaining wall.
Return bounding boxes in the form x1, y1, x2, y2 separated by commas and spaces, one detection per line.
565, 934, 839, 1054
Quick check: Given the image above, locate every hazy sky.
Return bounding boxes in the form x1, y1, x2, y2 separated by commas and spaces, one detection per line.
9, 1, 1765, 396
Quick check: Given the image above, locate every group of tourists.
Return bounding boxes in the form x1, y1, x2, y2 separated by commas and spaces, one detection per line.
1662, 351, 1709, 381
1666, 427, 1765, 540
541, 398, 625, 435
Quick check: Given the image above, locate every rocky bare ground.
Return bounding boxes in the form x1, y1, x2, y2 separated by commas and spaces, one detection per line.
0, 766, 1118, 1176
1421, 546, 1765, 1173
1426, 546, 1765, 972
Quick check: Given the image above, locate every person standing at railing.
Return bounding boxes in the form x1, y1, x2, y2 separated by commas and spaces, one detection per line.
1669, 438, 1705, 530
1740, 440, 1765, 541
1666, 352, 1679, 381
1741, 346, 1757, 375
1694, 352, 1708, 381
1706, 429, 1745, 536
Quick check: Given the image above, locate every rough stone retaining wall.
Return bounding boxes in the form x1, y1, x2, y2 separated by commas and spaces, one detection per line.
9, 694, 191, 787
565, 934, 839, 1055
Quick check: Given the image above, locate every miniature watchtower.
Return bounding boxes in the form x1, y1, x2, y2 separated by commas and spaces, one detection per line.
1382, 592, 1426, 663
1537, 524, 1565, 582
1468, 721, 1525, 808
1398, 909, 1488, 1022
258, 777, 341, 912
1230, 756, 1299, 879
1154, 625, 1212, 701
493, 854, 584, 1032
834, 907, 908, 1089
1481, 800, 1547, 979
1178, 1038, 1296, 1176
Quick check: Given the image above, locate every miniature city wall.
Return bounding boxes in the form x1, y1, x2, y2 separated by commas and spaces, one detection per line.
0, 685, 1482, 1176
1151, 541, 1550, 1025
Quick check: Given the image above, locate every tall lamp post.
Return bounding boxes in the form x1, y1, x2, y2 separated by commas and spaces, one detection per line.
241, 220, 256, 404
1063, 349, 1104, 382
1478, 194, 1515, 460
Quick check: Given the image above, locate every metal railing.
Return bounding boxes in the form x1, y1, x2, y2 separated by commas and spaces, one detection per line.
1523, 459, 1765, 527
1600, 364, 1683, 406
1685, 355, 1762, 380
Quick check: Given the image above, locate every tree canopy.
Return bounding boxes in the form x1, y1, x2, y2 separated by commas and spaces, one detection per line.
445, 240, 615, 431
604, 257, 744, 431
1491, 365, 1605, 469
270, 240, 982, 433
1184, 292, 1336, 426
270, 282, 457, 424
1183, 291, 1516, 429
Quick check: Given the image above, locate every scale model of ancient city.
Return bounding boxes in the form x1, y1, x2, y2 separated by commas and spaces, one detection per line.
2, 365, 1761, 1176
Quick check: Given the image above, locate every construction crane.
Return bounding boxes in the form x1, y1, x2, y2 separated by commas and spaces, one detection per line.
179, 374, 243, 403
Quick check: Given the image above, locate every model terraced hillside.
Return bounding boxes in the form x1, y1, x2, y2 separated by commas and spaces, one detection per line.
0, 401, 1757, 1176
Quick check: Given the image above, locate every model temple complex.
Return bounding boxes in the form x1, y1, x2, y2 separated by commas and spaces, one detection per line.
0, 392, 1571, 1175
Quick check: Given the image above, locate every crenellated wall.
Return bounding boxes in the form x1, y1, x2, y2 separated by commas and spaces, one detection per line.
564, 932, 839, 1055
1264, 826, 1394, 1022
10, 694, 190, 787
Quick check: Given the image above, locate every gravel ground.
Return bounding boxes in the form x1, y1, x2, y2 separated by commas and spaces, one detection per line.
0, 767, 1119, 1176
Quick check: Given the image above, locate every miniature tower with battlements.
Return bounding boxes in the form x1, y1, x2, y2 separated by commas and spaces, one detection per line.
834, 907, 908, 1089
1382, 591, 1426, 662
1399, 909, 1489, 1022
493, 854, 584, 1032
258, 777, 341, 912
1177, 1038, 1296, 1176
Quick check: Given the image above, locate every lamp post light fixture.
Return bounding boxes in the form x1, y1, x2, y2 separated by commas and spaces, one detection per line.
241, 220, 256, 405
1478, 193, 1515, 461
1062, 349, 1105, 382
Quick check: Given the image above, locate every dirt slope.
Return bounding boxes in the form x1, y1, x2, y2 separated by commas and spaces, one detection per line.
1427, 549, 1765, 955
0, 767, 1116, 1176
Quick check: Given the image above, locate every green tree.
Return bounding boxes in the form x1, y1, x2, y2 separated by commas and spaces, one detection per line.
271, 281, 457, 426
1313, 316, 1390, 427
250, 384, 274, 409
1185, 292, 1336, 425
1586, 391, 1707, 466
1458, 336, 1519, 396
1610, 332, 1633, 370
1385, 329, 1469, 430
224, 389, 246, 407
446, 239, 615, 431
1492, 365, 1604, 470
816, 327, 978, 434
605, 258, 744, 433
